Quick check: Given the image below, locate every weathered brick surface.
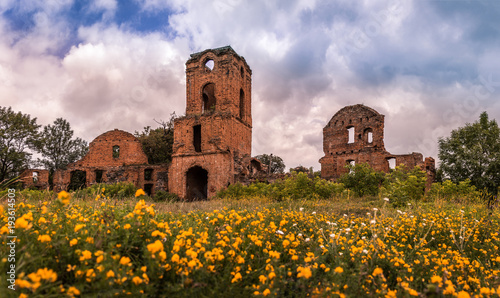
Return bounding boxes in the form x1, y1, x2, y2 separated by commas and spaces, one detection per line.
169, 46, 264, 200
20, 169, 49, 190
320, 104, 436, 186
52, 129, 168, 195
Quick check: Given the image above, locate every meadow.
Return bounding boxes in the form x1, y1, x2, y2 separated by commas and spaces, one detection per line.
0, 183, 499, 297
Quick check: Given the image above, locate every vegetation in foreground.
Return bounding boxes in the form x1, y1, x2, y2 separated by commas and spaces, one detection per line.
1, 187, 499, 297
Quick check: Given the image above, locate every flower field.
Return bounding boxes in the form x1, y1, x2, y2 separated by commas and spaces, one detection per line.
1, 190, 500, 297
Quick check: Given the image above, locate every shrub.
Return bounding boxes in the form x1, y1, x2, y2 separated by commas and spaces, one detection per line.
75, 182, 138, 199
427, 179, 481, 203
152, 190, 180, 202
381, 165, 426, 207
338, 163, 385, 197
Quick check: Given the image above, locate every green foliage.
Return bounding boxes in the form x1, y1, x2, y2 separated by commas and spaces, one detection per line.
255, 153, 285, 174
217, 173, 344, 201
135, 113, 176, 164
381, 165, 426, 207
338, 163, 385, 197
152, 190, 180, 202
75, 182, 138, 199
427, 179, 481, 203
438, 111, 500, 194
34, 118, 88, 173
0, 106, 40, 181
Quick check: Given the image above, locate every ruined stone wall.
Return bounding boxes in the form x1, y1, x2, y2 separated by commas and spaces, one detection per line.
76, 129, 148, 167
20, 169, 49, 190
320, 104, 436, 185
169, 152, 233, 199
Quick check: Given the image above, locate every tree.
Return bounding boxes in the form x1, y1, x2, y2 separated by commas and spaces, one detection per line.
338, 163, 385, 197
438, 112, 500, 194
255, 154, 285, 174
0, 106, 40, 181
34, 118, 88, 172
135, 113, 176, 164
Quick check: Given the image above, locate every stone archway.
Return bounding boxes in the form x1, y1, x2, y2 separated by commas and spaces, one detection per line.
185, 166, 208, 201
68, 170, 86, 191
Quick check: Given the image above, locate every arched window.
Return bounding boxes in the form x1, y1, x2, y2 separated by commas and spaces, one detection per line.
387, 158, 396, 170
112, 145, 120, 158
364, 128, 373, 144
239, 89, 245, 119
202, 83, 216, 113
205, 59, 214, 71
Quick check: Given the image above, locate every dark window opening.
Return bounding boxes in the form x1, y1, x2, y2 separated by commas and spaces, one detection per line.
240, 66, 244, 78
112, 145, 120, 158
69, 170, 86, 191
193, 125, 201, 152
95, 170, 103, 183
358, 134, 362, 140
186, 166, 208, 201
144, 184, 154, 196
144, 169, 153, 181
239, 89, 245, 119
202, 83, 216, 113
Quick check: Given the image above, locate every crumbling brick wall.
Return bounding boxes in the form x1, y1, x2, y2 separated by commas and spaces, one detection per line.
320, 104, 436, 187
52, 129, 168, 195
169, 46, 265, 200
20, 169, 49, 190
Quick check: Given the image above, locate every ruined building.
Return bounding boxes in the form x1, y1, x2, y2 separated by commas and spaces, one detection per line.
168, 46, 263, 200
51, 129, 169, 195
319, 104, 435, 187
22, 46, 264, 199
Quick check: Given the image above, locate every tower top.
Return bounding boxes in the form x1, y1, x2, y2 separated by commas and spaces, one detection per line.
186, 46, 251, 74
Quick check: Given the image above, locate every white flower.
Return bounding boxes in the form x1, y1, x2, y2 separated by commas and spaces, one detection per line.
206, 217, 209, 219
305, 238, 310, 242
343, 214, 348, 217
326, 221, 330, 225
298, 233, 303, 237
320, 245, 325, 248
362, 249, 368, 254
339, 252, 343, 255
373, 234, 378, 238
329, 233, 336, 238
299, 207, 304, 211
397, 210, 402, 214
276, 230, 284, 235
383, 197, 389, 202
333, 223, 338, 226
345, 228, 351, 232
366, 212, 371, 216
373, 208, 378, 211
361, 236, 366, 240
361, 223, 366, 227
293, 223, 297, 226
460, 210, 465, 213
407, 203, 411, 206
370, 220, 376, 224
312, 211, 316, 215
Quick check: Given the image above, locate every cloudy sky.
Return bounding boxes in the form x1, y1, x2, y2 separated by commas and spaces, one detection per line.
1, 0, 499, 170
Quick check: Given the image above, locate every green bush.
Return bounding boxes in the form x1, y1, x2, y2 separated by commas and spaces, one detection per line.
217, 173, 344, 201
152, 190, 180, 202
338, 163, 385, 197
381, 165, 426, 207
427, 179, 480, 203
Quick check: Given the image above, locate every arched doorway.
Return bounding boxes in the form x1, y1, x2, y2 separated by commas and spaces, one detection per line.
185, 166, 208, 201
68, 170, 86, 191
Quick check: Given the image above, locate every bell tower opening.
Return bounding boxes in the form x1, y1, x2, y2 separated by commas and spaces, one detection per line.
186, 166, 208, 201
202, 83, 216, 113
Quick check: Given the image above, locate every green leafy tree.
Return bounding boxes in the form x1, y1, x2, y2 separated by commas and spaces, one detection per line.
135, 113, 176, 164
381, 165, 426, 207
0, 106, 40, 182
438, 112, 500, 194
35, 118, 88, 172
338, 163, 385, 197
255, 153, 285, 174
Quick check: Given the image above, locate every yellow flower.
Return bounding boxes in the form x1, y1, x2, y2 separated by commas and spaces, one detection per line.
457, 291, 470, 298
297, 266, 312, 279
67, 286, 81, 297
70, 239, 78, 246
372, 267, 383, 276
106, 270, 115, 279
119, 256, 131, 266
79, 250, 92, 261
74, 224, 85, 233
231, 272, 242, 283
132, 276, 143, 285
15, 217, 31, 229
147, 240, 164, 254
135, 189, 146, 197
37, 234, 51, 243
57, 191, 71, 205
334, 267, 343, 273
431, 276, 442, 284
263, 289, 271, 296
38, 217, 47, 224
124, 224, 131, 229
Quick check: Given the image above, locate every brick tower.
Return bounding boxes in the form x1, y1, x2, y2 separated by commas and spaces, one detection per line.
169, 46, 252, 200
